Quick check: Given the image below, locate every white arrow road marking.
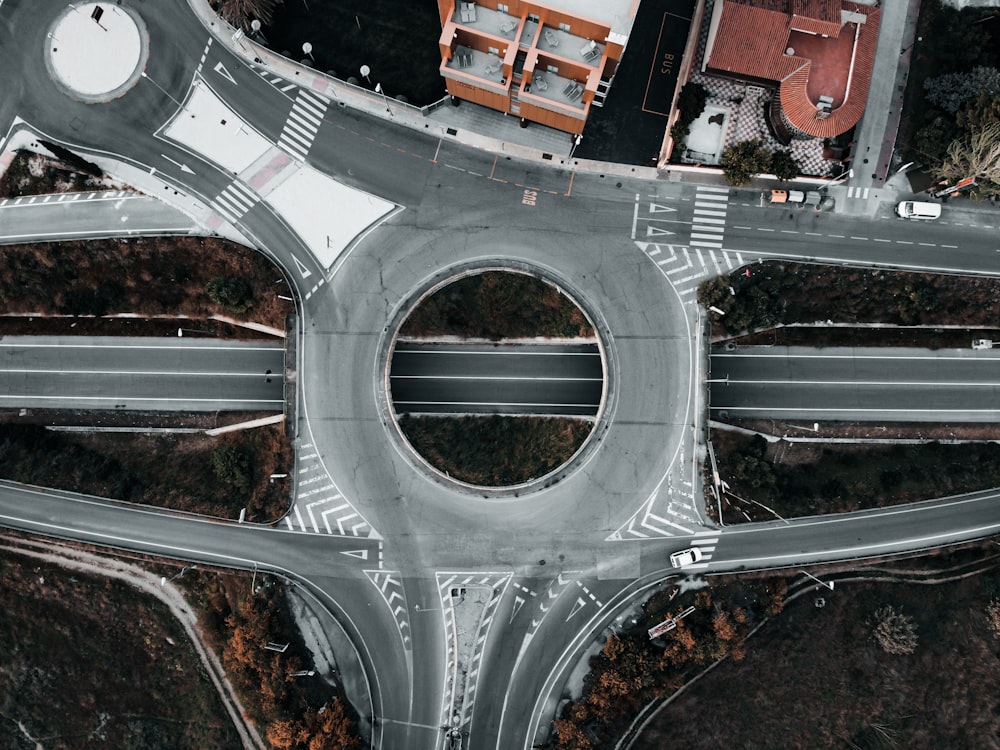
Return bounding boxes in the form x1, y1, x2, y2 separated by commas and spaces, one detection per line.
291, 254, 312, 279
649, 203, 677, 212
566, 597, 587, 621
213, 61, 237, 85
647, 225, 675, 237
509, 595, 525, 624
339, 549, 368, 560
160, 154, 195, 175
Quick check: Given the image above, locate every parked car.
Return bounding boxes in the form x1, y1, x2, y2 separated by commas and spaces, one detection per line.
896, 200, 941, 220
669, 547, 704, 568
770, 189, 834, 210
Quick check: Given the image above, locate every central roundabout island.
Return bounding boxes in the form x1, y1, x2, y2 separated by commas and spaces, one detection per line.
386, 268, 609, 492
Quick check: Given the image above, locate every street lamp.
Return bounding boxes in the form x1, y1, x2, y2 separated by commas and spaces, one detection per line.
160, 564, 196, 586
140, 71, 183, 109
375, 82, 393, 117
570, 133, 582, 160
360, 64, 371, 85
302, 42, 314, 63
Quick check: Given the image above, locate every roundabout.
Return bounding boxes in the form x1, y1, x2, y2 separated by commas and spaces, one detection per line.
44, 3, 149, 103
384, 266, 609, 493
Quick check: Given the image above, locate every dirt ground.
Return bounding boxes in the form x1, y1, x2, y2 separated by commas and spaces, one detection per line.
633, 552, 1000, 750
0, 538, 251, 750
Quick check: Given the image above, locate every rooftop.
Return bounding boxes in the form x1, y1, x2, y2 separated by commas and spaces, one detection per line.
705, 0, 880, 137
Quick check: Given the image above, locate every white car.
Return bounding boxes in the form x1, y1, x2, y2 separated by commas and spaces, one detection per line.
896, 200, 941, 220
669, 547, 704, 568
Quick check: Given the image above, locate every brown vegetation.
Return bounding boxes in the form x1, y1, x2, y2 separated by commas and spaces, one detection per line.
870, 605, 919, 655
710, 431, 1000, 523
547, 578, 784, 749
398, 415, 591, 486
401, 271, 594, 340
0, 550, 240, 749
699, 262, 1000, 338
632, 555, 1000, 750
0, 423, 292, 521
0, 236, 292, 330
186, 568, 361, 749
0, 149, 108, 198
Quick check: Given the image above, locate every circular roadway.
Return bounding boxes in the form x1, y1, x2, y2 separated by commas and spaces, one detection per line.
303, 206, 695, 572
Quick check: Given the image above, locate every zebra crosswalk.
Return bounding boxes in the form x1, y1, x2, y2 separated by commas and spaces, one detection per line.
846, 186, 871, 200
277, 90, 329, 161
690, 185, 730, 249
211, 180, 259, 225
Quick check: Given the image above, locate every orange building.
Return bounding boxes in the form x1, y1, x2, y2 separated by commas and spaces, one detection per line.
437, 0, 638, 135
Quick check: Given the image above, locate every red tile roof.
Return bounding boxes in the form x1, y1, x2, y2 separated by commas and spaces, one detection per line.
780, 6, 880, 136
707, 1, 880, 138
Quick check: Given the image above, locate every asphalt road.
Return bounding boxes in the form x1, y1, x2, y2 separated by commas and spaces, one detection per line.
3, 1, 1000, 749
389, 342, 603, 416
0, 193, 198, 243
0, 336, 285, 411
710, 346, 1000, 422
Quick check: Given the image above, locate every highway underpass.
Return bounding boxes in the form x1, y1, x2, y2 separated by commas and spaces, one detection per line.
389, 341, 604, 416
4, 0, 1000, 748
709, 345, 1000, 422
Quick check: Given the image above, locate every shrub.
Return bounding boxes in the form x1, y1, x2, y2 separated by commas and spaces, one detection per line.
207, 275, 255, 314
986, 599, 1000, 638
212, 445, 252, 490
871, 605, 918, 654
670, 121, 690, 145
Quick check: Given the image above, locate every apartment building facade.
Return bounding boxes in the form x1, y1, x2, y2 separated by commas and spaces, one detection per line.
436, 0, 636, 135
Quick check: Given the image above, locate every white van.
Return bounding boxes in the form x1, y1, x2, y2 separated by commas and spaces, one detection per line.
896, 201, 941, 220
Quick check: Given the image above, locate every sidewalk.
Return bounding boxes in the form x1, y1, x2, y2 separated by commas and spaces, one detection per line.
186, 0, 659, 181
845, 0, 922, 194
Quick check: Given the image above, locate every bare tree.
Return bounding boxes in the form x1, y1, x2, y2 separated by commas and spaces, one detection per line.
935, 121, 1000, 187
216, 0, 284, 29
985, 599, 1000, 638
871, 606, 918, 655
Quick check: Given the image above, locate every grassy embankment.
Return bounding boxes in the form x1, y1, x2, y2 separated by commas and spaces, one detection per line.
0, 233, 294, 520
398, 271, 596, 486
699, 262, 1000, 522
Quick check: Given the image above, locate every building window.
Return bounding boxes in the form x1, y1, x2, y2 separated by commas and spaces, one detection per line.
488, 46, 499, 55
547, 64, 558, 73
558, 22, 570, 32
498, 3, 508, 12
528, 13, 539, 22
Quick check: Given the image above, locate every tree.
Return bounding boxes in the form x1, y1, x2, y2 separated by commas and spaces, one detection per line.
871, 605, 918, 655
924, 66, 1000, 114
721, 139, 771, 186
770, 150, 800, 181
214, 0, 284, 28
207, 275, 255, 314
935, 121, 1000, 190
676, 82, 709, 126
